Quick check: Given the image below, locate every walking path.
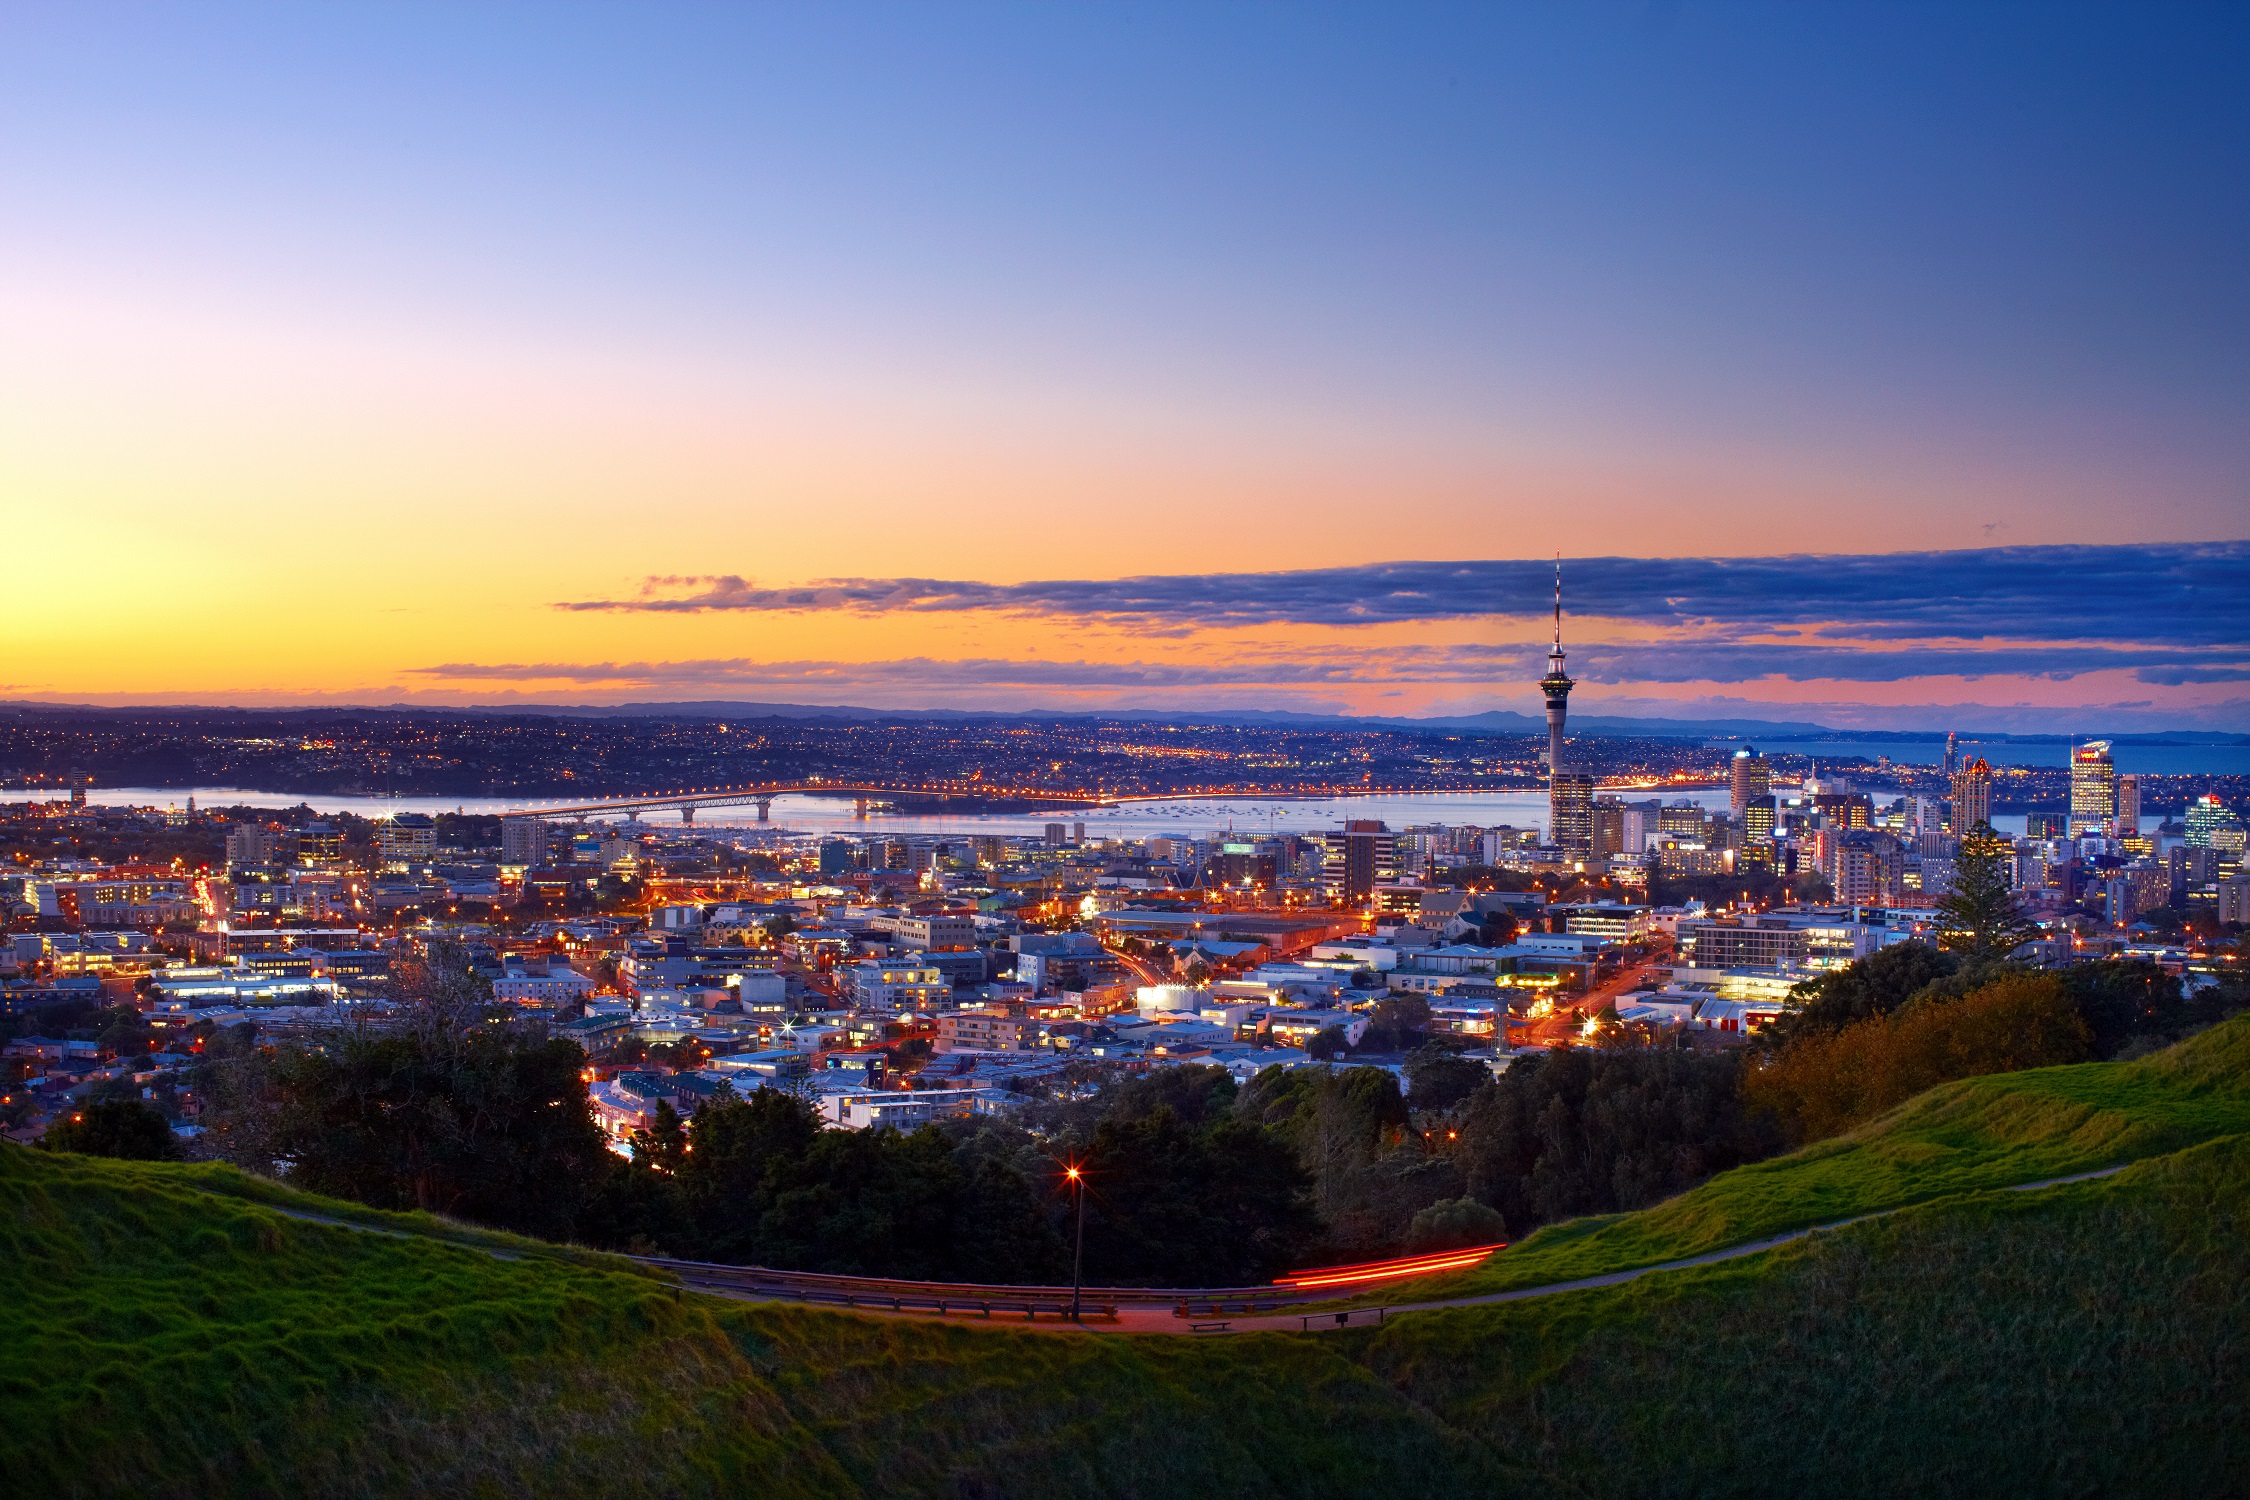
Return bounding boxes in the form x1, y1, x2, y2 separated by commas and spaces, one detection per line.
677, 1162, 2134, 1336
211, 1162, 2131, 1337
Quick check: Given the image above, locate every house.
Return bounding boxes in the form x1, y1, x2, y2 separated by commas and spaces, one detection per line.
1263, 1009, 1369, 1048
493, 967, 595, 1005
935, 1010, 1038, 1053
818, 1085, 1001, 1131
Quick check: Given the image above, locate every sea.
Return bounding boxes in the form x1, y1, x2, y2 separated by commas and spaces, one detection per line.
44, 785, 1741, 842
1711, 738, 2250, 776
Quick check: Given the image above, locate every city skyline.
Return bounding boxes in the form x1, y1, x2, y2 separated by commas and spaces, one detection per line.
5, 5, 2246, 729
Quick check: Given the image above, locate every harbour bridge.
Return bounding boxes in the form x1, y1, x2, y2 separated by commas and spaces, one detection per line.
501, 777, 1118, 824
501, 775, 1559, 825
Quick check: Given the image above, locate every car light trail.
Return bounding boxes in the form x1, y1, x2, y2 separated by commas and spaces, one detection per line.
1275, 1243, 1505, 1291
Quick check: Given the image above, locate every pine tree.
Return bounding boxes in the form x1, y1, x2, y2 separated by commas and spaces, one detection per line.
1937, 823, 2039, 962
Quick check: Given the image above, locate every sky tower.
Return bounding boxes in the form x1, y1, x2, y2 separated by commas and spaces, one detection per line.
1540, 557, 1574, 774
1542, 558, 1594, 858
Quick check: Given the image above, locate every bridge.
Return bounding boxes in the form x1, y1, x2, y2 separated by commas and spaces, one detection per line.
500, 774, 1587, 826
502, 778, 1118, 824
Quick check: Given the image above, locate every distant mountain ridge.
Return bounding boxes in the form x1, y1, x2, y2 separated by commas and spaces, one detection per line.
1, 697, 2241, 744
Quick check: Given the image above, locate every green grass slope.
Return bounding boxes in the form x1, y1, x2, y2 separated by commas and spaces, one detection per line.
5, 1019, 2247, 1498
1420, 1010, 2250, 1299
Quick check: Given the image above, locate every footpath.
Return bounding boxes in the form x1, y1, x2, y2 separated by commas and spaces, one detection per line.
215, 1163, 2130, 1337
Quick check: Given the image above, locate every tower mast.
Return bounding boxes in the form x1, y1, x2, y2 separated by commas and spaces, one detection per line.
1541, 555, 1574, 776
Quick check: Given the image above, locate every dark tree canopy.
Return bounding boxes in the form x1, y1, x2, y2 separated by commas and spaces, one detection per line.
41, 1098, 180, 1161
1404, 1046, 1490, 1115
265, 1027, 612, 1240
1455, 1049, 1780, 1233
1784, 942, 1960, 1038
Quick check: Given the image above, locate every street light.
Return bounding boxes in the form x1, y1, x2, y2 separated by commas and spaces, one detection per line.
1065, 1162, 1086, 1323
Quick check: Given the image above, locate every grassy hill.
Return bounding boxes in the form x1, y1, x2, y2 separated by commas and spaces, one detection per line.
5, 1018, 2248, 1498
1407, 1005, 2250, 1300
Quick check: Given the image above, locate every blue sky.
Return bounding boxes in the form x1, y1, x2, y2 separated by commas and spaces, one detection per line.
3, 4, 2245, 728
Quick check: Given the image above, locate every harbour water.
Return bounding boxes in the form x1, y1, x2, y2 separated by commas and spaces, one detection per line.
1717, 737, 2250, 776
44, 785, 1752, 841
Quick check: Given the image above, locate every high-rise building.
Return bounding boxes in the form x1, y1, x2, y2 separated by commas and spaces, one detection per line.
225, 823, 286, 869
299, 821, 344, 866
1951, 757, 1993, 833
1044, 823, 1068, 847
2070, 741, 2117, 835
1618, 799, 1660, 855
818, 839, 856, 876
1741, 795, 1777, 845
1827, 830, 1906, 906
1943, 730, 1959, 778
2185, 794, 2243, 849
378, 814, 436, 871
1590, 798, 1626, 859
1729, 746, 1771, 817
1550, 776, 1595, 859
2115, 774, 2141, 835
501, 815, 548, 866
1319, 820, 1397, 905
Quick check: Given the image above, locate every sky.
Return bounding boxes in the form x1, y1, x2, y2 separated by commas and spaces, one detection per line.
2, 3, 2245, 732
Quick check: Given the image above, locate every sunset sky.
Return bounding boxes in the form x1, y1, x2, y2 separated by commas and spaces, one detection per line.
4, 4, 2245, 730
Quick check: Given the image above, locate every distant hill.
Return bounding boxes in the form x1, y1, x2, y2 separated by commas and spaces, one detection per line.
7, 1017, 2246, 1496
9, 696, 2238, 744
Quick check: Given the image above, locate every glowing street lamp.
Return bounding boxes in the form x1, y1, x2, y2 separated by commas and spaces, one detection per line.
1065, 1162, 1087, 1323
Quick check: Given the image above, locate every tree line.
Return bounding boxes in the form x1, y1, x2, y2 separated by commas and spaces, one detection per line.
35, 903, 2250, 1284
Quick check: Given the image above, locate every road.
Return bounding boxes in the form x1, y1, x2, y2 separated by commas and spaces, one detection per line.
658, 1162, 2133, 1336
1511, 945, 1670, 1049
222, 1162, 2130, 1337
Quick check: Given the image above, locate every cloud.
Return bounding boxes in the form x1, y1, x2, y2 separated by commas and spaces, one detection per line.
413, 638, 2250, 691
411, 656, 1380, 689
555, 541, 2250, 648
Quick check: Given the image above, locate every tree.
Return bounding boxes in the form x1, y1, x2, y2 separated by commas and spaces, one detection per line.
260, 1023, 613, 1240
675, 1090, 822, 1262
1744, 973, 2090, 1142
1405, 1196, 1506, 1252
1077, 1105, 1319, 1285
1782, 942, 1960, 1037
1455, 1049, 1777, 1233
41, 1098, 180, 1160
1363, 994, 1432, 1051
629, 1100, 688, 1174
1937, 824, 2039, 962
1404, 1045, 1489, 1114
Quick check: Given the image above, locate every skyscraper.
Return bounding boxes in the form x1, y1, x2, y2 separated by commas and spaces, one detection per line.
1591, 798, 1627, 859
2186, 794, 2245, 854
501, 815, 548, 866
1551, 776, 1595, 860
2115, 774, 2141, 835
2070, 741, 2117, 835
1951, 756, 1993, 833
1729, 746, 1770, 817
1319, 820, 1397, 904
1943, 730, 1958, 778
1741, 795, 1778, 848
